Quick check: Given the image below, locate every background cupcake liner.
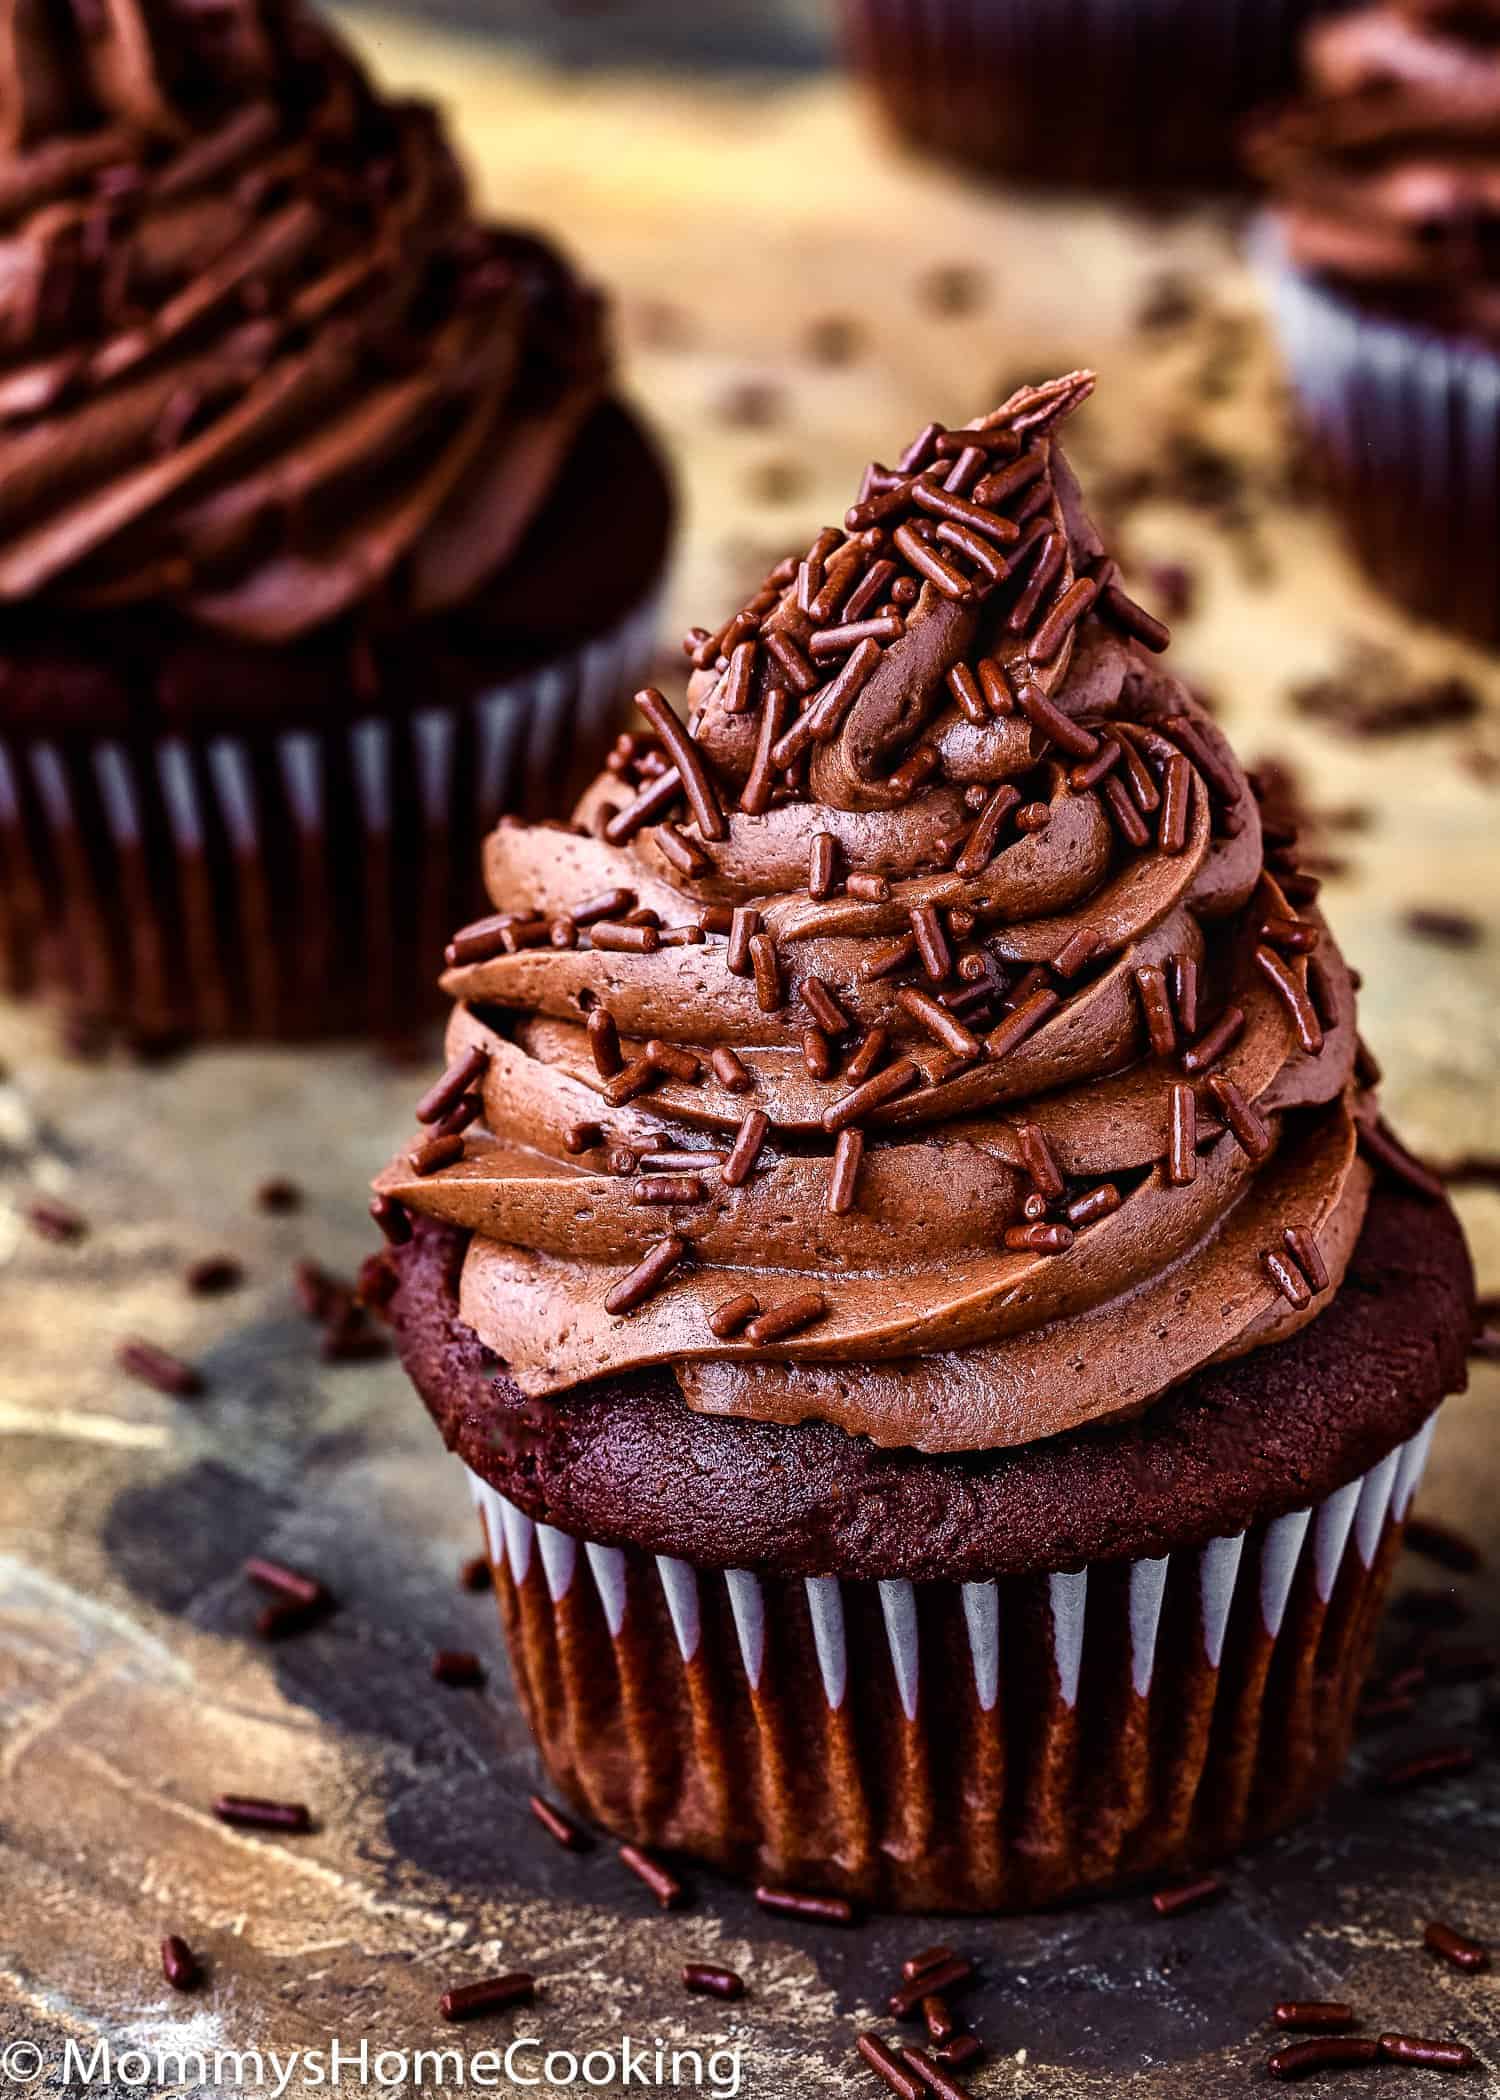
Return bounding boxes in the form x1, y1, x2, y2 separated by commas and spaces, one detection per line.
0, 595, 657, 1043
464, 1416, 1434, 1912
1255, 219, 1500, 645
840, 0, 1337, 190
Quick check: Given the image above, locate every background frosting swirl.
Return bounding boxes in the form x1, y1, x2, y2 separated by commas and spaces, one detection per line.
378, 376, 1375, 1456
0, 0, 607, 642
1249, 0, 1500, 340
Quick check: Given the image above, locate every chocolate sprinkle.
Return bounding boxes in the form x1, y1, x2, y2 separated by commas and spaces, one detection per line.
370, 1193, 412, 1245
828, 1128, 865, 1215
1267, 2037, 1379, 2080
431, 1649, 485, 1687
723, 1109, 770, 1187
185, 1255, 243, 1294
415, 1044, 489, 1126
440, 1973, 536, 2023
1377, 2035, 1474, 2071
117, 1338, 203, 1398
1150, 1873, 1224, 1918
900, 2046, 978, 2100
635, 687, 726, 841
212, 1796, 311, 1834
409, 1132, 464, 1177
527, 1793, 590, 1851
889, 1957, 974, 2020
604, 1235, 687, 1316
709, 1292, 760, 1339
160, 1935, 200, 1992
1180, 1004, 1244, 1076
749, 931, 783, 1013
683, 1963, 745, 2001
710, 1045, 753, 1093
1273, 2003, 1355, 2032
1373, 1743, 1476, 1792
745, 1292, 827, 1344
1424, 1919, 1489, 1972
25, 1196, 86, 1243
856, 2034, 924, 2100
620, 1843, 687, 1908
755, 1884, 856, 1925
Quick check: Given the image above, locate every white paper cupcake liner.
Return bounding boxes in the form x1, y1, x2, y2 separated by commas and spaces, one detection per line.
0, 592, 658, 1039
460, 1416, 1435, 1911
1253, 215, 1500, 641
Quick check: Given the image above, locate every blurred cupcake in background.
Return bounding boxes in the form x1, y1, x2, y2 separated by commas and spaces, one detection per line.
0, 2, 671, 1045
839, 0, 1341, 191
1248, 2, 1500, 644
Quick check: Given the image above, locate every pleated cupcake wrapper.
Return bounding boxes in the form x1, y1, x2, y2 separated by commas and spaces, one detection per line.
1253, 217, 1500, 644
841, 0, 1331, 189
463, 1415, 1435, 1912
0, 594, 657, 1040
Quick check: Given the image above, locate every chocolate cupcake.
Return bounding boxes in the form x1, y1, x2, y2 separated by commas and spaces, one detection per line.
1248, 2, 1500, 644
840, 0, 1340, 191
375, 375, 1473, 1912
0, 3, 671, 1043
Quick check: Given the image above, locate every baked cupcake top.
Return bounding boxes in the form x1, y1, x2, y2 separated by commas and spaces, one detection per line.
377, 374, 1404, 1459
1248, 0, 1500, 338
0, 0, 606, 644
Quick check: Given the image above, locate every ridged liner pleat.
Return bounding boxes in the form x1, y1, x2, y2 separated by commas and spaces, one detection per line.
467, 1418, 1433, 1912
0, 594, 657, 1039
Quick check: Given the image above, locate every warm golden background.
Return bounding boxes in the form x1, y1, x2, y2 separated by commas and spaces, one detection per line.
1, 11, 1496, 2096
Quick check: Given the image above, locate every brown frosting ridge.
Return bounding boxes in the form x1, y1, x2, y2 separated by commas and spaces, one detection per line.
1249, 0, 1500, 339
0, 1, 607, 643
377, 375, 1378, 1456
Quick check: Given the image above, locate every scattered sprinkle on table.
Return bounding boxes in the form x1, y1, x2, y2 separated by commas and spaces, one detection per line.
212, 1796, 311, 1834
1267, 2036, 1379, 2080
26, 1197, 86, 1243
619, 1843, 686, 1909
1424, 1919, 1489, 1972
683, 1962, 745, 2001
1273, 2002, 1354, 2032
431, 1649, 485, 1687
185, 1255, 243, 1294
754, 1884, 856, 1926
1150, 1872, 1225, 1918
529, 1794, 591, 1851
117, 1338, 203, 1398
440, 1973, 536, 2024
160, 1935, 200, 1992
256, 1178, 302, 1213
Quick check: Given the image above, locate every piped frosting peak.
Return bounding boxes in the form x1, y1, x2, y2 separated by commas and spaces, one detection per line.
377, 378, 1400, 1457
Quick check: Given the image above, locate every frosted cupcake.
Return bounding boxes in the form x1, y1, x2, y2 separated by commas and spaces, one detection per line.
1249, 0, 1500, 643
0, 1, 670, 1041
376, 375, 1472, 1910
841, 0, 1341, 190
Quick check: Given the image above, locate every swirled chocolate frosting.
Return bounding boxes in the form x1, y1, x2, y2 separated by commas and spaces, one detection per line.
377, 374, 1389, 1457
1249, 0, 1500, 338
0, 0, 607, 643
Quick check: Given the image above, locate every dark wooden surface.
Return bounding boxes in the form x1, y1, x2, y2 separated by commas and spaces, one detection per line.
4, 18, 1500, 2097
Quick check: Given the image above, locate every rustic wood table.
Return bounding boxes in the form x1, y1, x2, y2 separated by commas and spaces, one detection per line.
2, 15, 1497, 2097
